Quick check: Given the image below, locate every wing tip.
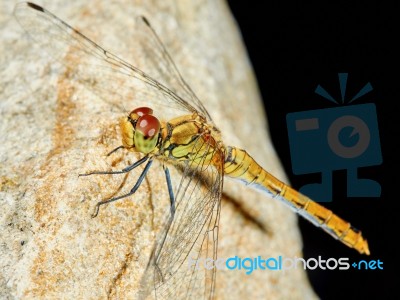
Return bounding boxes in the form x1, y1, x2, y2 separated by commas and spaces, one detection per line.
141, 16, 150, 26
26, 2, 45, 12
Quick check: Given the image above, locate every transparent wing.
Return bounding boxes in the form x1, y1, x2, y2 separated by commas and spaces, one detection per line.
14, 3, 223, 298
140, 137, 223, 299
13, 2, 212, 121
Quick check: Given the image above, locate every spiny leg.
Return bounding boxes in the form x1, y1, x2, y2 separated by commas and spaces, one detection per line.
106, 145, 124, 156
153, 166, 176, 282
91, 159, 154, 218
79, 155, 149, 176
163, 166, 175, 217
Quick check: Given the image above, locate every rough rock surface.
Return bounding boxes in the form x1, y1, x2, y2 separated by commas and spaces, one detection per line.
0, 1, 316, 299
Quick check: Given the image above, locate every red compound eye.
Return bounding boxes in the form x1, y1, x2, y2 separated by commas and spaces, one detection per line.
136, 114, 160, 138
131, 107, 153, 117
134, 114, 161, 154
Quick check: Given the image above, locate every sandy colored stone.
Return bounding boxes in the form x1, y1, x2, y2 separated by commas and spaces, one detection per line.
1, 1, 316, 299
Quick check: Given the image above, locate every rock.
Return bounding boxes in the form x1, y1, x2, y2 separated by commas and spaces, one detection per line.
0, 1, 316, 299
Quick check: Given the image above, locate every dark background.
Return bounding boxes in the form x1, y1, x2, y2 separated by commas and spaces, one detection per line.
228, 2, 394, 299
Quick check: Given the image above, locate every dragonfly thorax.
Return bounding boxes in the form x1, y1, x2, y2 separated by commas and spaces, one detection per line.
120, 107, 161, 154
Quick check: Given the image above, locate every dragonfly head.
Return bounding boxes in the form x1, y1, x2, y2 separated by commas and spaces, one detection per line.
120, 107, 161, 154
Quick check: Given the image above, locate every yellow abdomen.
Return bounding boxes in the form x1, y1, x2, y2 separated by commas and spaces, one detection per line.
224, 146, 370, 255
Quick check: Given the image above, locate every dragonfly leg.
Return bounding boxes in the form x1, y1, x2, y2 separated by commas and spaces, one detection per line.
91, 159, 153, 218
79, 155, 149, 176
163, 166, 175, 217
106, 145, 125, 156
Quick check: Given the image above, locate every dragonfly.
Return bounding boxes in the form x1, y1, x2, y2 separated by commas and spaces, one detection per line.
14, 2, 370, 299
